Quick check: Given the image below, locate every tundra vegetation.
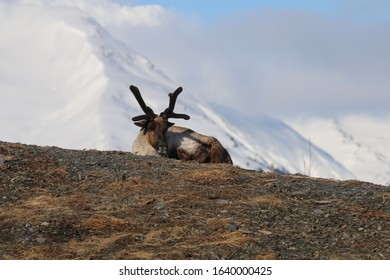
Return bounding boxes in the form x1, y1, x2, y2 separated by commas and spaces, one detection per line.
1, 141, 389, 259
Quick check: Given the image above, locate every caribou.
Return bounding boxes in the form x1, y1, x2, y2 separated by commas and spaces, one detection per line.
130, 85, 232, 164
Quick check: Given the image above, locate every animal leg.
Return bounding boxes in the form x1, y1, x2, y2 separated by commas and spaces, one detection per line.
176, 147, 192, 161
209, 138, 233, 164
176, 146, 210, 163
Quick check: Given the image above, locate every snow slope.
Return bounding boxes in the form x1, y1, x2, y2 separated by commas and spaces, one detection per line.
0, 1, 354, 180
289, 115, 390, 185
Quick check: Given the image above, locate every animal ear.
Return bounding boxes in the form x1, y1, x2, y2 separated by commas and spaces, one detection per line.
168, 122, 175, 127
134, 120, 148, 128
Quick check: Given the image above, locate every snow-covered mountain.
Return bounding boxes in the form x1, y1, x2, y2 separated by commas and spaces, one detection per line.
289, 115, 390, 186
0, 1, 354, 180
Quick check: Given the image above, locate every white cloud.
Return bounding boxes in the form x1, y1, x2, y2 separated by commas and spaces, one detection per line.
103, 5, 390, 119
14, 0, 390, 119
14, 0, 165, 26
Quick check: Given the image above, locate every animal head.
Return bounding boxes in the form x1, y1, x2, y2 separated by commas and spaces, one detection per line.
130, 85, 190, 156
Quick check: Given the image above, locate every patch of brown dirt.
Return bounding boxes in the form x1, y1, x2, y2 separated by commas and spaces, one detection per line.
0, 141, 389, 260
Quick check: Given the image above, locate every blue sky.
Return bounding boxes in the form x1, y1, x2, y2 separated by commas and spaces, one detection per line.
115, 0, 390, 22
116, 0, 336, 21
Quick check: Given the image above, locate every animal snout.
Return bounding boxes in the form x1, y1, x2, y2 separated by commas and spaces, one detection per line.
156, 142, 168, 157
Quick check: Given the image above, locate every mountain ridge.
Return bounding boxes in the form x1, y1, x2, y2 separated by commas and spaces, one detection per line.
1, 140, 389, 259
289, 116, 390, 186
0, 1, 354, 180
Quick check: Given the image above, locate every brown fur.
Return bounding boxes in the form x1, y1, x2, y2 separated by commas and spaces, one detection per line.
166, 126, 232, 164
130, 85, 233, 164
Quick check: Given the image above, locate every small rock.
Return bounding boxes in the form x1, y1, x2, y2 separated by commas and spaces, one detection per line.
215, 199, 229, 205
124, 199, 135, 206
153, 202, 165, 210
342, 232, 350, 240
22, 237, 31, 245
227, 222, 239, 231
41, 222, 50, 227
36, 237, 46, 244
115, 212, 127, 219
259, 230, 273, 235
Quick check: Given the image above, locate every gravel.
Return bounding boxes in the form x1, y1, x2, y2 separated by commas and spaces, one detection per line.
0, 140, 389, 260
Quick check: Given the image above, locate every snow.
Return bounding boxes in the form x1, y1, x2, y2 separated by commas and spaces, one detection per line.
0, 0, 355, 182
289, 115, 390, 185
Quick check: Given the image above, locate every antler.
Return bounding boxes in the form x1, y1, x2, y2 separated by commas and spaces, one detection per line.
130, 85, 156, 121
161, 87, 190, 120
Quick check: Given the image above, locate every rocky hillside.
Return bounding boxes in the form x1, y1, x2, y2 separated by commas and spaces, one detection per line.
0, 141, 389, 259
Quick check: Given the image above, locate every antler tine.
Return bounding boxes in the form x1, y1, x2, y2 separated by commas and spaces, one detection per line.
161, 87, 190, 120
132, 115, 153, 122
129, 85, 155, 116
166, 87, 183, 113
168, 112, 190, 120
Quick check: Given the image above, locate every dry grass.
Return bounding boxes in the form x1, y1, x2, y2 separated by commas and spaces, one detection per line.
1, 141, 389, 260
246, 195, 284, 205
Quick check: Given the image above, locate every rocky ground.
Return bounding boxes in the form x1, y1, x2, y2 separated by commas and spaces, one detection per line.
0, 141, 389, 259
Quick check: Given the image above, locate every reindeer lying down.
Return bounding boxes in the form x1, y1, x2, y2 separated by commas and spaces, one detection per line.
130, 85, 232, 164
